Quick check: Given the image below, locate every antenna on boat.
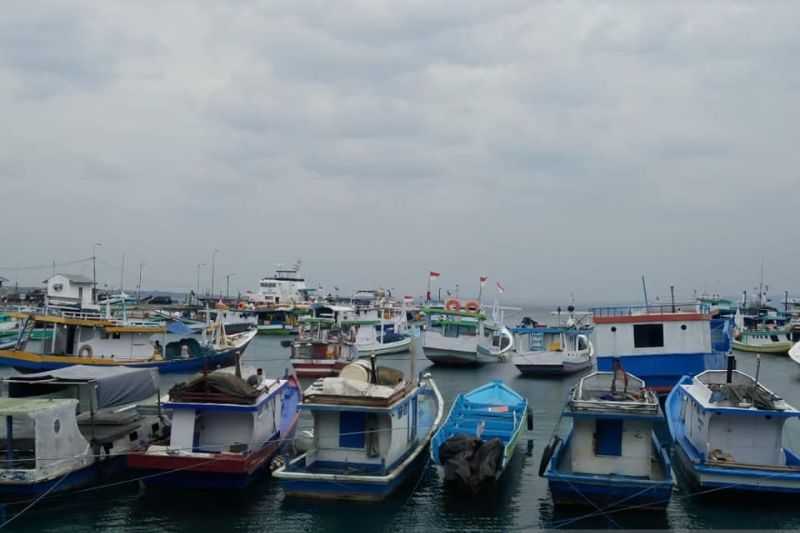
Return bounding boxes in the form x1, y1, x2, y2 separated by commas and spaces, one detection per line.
641, 276, 650, 310
670, 285, 676, 313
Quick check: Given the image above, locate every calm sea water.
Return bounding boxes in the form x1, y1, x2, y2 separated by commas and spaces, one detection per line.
4, 307, 800, 531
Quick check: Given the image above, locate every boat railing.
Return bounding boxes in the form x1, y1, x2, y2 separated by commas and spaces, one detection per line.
591, 302, 710, 317
8, 306, 163, 328
570, 372, 659, 414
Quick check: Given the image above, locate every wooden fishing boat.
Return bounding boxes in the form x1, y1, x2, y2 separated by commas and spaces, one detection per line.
0, 308, 256, 374
422, 303, 513, 366
511, 327, 593, 376
666, 359, 800, 495
0, 366, 167, 497
732, 329, 793, 354
541, 366, 674, 510
128, 368, 302, 489
273, 359, 443, 501
430, 380, 531, 494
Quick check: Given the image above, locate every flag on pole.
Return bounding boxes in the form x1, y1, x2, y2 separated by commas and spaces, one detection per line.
429, 271, 441, 279
480, 276, 488, 286
496, 281, 505, 294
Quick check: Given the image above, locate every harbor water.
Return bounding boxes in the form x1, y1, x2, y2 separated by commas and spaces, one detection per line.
3, 307, 800, 531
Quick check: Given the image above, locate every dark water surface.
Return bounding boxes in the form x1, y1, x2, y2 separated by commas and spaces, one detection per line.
4, 308, 800, 531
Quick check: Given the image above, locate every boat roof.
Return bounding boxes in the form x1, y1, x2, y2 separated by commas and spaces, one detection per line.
45, 273, 93, 284
681, 370, 798, 416
5, 365, 159, 409
0, 397, 78, 415
463, 380, 526, 410
567, 371, 660, 418
591, 303, 710, 325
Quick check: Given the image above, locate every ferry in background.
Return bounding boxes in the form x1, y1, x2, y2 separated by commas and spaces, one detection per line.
591, 303, 730, 393
244, 261, 313, 306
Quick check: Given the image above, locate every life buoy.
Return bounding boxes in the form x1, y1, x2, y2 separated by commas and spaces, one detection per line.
445, 299, 461, 312
538, 435, 561, 477
78, 344, 93, 358
464, 300, 480, 312
238, 302, 246, 310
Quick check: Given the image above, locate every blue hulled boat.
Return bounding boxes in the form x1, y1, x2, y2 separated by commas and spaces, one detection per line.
541, 367, 674, 510
591, 304, 730, 393
273, 360, 443, 501
431, 380, 531, 494
666, 361, 800, 495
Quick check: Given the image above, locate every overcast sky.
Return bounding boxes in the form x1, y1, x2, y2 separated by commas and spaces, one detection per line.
1, 1, 798, 306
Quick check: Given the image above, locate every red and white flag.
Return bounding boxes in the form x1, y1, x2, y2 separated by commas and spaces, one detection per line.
429, 271, 441, 280
480, 276, 488, 286
496, 281, 505, 294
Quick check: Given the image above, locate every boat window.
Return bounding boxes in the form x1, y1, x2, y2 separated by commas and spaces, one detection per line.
633, 324, 664, 348
443, 325, 460, 338
770, 335, 780, 342
459, 326, 476, 337
339, 412, 366, 449
594, 419, 623, 456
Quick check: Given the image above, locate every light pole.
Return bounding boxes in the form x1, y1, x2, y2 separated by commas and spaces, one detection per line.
196, 263, 206, 294
137, 262, 144, 303
225, 273, 236, 298
210, 249, 219, 297
92, 242, 102, 301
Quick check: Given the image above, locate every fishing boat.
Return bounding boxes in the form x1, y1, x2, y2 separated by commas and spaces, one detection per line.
591, 303, 730, 394
430, 380, 531, 494
540, 366, 674, 509
273, 358, 444, 501
128, 367, 302, 489
422, 300, 513, 366
0, 365, 167, 497
511, 327, 593, 376
731, 310, 793, 354
666, 358, 800, 495
252, 307, 304, 336
290, 318, 359, 379
0, 307, 256, 373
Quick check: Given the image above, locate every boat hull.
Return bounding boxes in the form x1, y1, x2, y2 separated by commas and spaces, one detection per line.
279, 444, 430, 502
596, 352, 726, 393
0, 457, 125, 499
732, 340, 792, 354
424, 348, 495, 367
357, 337, 412, 356
545, 435, 673, 510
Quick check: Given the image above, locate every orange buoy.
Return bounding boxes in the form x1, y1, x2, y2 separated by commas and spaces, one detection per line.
445, 299, 461, 311
464, 300, 480, 312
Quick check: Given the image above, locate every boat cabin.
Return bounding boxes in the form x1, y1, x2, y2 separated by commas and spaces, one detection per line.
286, 362, 425, 475
563, 371, 664, 478
591, 304, 728, 391
512, 327, 589, 354
161, 370, 293, 455
675, 369, 800, 468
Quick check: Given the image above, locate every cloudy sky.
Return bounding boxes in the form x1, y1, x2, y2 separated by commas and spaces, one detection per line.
1, 1, 798, 305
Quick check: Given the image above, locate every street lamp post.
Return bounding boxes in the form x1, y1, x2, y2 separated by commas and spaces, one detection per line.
225, 273, 236, 298
92, 242, 102, 302
196, 263, 206, 294
210, 249, 220, 298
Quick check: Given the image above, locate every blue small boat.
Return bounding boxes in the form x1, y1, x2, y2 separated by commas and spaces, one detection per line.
431, 380, 530, 494
666, 359, 800, 495
541, 367, 674, 510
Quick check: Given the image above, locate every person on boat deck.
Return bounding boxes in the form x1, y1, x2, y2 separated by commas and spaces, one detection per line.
153, 340, 163, 360
180, 343, 190, 359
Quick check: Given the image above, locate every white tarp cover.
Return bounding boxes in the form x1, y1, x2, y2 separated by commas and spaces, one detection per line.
6, 365, 159, 409
0, 398, 91, 482
305, 377, 401, 400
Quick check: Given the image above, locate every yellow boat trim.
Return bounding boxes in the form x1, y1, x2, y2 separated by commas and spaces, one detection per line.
0, 350, 156, 366
104, 326, 165, 334
8, 312, 112, 328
